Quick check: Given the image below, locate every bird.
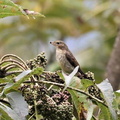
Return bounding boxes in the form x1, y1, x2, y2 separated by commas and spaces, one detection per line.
50, 40, 104, 101
50, 40, 89, 79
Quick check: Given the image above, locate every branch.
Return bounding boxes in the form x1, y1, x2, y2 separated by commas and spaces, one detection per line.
24, 80, 107, 107
0, 79, 107, 107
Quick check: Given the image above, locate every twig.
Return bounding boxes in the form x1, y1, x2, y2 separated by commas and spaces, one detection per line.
0, 83, 7, 87
48, 85, 53, 91
92, 115, 98, 120
5, 71, 23, 76
0, 99, 10, 106
34, 97, 39, 120
28, 113, 35, 120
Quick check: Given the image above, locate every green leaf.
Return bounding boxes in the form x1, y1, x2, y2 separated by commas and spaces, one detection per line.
86, 101, 95, 120
97, 79, 117, 120
0, 83, 11, 97
67, 76, 95, 120
0, 0, 45, 18
114, 91, 120, 117
68, 89, 94, 120
57, 71, 64, 80
0, 0, 18, 6
81, 79, 94, 88
68, 90, 83, 120
98, 102, 112, 120
0, 102, 21, 120
0, 78, 10, 83
6, 92, 29, 120
0, 0, 24, 18
4, 67, 43, 94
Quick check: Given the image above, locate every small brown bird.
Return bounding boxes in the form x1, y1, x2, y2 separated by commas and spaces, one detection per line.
50, 40, 103, 100
50, 40, 88, 79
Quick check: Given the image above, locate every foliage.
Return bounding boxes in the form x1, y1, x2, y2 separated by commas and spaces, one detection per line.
0, 0, 120, 120
0, 0, 45, 18
0, 53, 119, 120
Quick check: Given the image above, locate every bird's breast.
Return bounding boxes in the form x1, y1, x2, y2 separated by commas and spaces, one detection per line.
56, 49, 74, 74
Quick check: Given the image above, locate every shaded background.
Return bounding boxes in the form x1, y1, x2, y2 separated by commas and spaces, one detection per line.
0, 0, 120, 89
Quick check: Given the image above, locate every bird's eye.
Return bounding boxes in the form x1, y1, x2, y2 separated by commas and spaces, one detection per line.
56, 42, 60, 44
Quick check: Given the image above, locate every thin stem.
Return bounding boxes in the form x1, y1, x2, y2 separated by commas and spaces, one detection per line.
5, 71, 23, 76
92, 115, 98, 120
28, 113, 35, 120
0, 54, 28, 69
34, 99, 39, 120
0, 99, 10, 106
0, 83, 7, 87
0, 60, 26, 70
48, 85, 53, 91
2, 63, 24, 71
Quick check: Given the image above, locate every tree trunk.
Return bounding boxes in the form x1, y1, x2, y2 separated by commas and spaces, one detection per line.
106, 29, 120, 91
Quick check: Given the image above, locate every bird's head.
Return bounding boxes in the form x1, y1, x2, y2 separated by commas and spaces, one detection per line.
50, 40, 68, 50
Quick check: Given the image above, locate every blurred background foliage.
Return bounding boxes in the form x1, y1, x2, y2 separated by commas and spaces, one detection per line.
0, 0, 120, 82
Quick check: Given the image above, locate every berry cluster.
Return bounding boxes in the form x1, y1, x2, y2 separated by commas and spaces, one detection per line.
20, 82, 73, 120
26, 52, 47, 69
41, 71, 64, 83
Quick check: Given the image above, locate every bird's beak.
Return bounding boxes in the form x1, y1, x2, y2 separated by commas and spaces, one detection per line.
50, 41, 55, 46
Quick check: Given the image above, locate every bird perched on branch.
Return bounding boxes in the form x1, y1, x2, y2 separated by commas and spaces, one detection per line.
50, 40, 104, 101
50, 40, 90, 79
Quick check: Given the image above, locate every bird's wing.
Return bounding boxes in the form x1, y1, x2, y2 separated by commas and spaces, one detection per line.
65, 51, 85, 75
